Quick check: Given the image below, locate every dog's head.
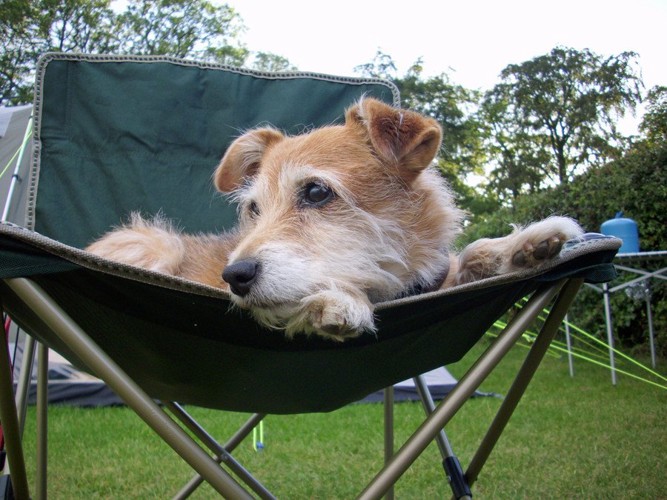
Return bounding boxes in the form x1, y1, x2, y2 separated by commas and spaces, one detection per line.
214, 97, 462, 336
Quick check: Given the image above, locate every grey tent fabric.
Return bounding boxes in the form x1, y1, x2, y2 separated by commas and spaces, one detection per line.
361, 367, 460, 403
0, 105, 32, 225
9, 341, 123, 407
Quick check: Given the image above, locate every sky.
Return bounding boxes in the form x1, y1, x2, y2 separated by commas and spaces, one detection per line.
225, 0, 667, 95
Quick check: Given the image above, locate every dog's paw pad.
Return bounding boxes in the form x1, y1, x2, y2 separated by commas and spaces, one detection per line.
513, 234, 566, 268
320, 322, 355, 337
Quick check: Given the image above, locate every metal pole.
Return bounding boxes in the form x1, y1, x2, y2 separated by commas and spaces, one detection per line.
413, 375, 452, 459
14, 335, 35, 437
0, 317, 30, 499
383, 387, 394, 500
1, 117, 32, 222
564, 314, 574, 377
646, 297, 656, 368
602, 283, 617, 385
35, 343, 48, 500
414, 375, 472, 500
5, 278, 253, 499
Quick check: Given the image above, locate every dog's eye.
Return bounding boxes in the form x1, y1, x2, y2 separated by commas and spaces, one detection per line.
301, 182, 334, 207
247, 201, 260, 218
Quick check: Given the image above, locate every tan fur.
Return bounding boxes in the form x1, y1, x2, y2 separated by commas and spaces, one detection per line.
87, 98, 583, 340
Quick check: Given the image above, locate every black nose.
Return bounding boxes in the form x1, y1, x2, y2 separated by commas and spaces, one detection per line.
222, 259, 260, 297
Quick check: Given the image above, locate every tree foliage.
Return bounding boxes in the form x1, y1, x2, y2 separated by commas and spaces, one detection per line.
640, 85, 667, 145
113, 0, 246, 64
0, 0, 293, 105
481, 47, 643, 202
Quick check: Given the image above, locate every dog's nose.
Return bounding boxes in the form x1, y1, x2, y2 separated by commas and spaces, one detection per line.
222, 259, 260, 297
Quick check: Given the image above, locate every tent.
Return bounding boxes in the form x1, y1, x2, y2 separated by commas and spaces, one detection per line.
9, 342, 123, 407
361, 367, 461, 403
0, 105, 33, 225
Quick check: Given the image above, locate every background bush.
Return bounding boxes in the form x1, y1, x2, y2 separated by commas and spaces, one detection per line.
460, 141, 667, 357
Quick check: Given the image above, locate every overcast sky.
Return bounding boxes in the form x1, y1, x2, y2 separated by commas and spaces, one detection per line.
225, 0, 666, 94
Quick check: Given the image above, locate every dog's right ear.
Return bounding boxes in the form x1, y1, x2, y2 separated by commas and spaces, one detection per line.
345, 98, 442, 182
214, 128, 284, 192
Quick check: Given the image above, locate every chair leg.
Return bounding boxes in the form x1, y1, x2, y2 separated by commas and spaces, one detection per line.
0, 310, 30, 500
4, 278, 254, 499
358, 280, 567, 500
35, 343, 48, 500
14, 334, 35, 438
414, 375, 471, 500
383, 387, 394, 500
464, 278, 584, 488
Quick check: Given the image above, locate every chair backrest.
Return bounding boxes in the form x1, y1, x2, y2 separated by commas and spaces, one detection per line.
28, 54, 399, 248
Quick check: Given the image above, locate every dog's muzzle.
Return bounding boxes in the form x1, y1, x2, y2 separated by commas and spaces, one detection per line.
222, 258, 260, 296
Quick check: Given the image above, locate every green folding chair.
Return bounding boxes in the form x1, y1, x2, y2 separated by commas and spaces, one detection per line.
0, 53, 619, 499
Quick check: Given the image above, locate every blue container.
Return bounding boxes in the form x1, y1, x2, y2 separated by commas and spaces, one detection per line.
601, 212, 639, 253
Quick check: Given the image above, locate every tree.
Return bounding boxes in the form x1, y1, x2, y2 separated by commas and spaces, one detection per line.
640, 85, 667, 144
0, 0, 293, 106
1, 0, 120, 104
482, 47, 643, 199
480, 85, 549, 204
0, 0, 37, 104
249, 52, 297, 73
113, 0, 247, 65
40, 0, 117, 53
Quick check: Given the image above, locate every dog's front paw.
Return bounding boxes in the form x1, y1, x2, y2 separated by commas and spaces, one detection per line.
292, 290, 375, 340
455, 216, 584, 284
508, 216, 583, 270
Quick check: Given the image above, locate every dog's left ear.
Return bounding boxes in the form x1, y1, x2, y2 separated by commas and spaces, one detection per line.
214, 128, 284, 192
346, 98, 442, 179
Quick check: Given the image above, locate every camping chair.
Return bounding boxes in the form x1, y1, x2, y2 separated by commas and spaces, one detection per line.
0, 53, 620, 499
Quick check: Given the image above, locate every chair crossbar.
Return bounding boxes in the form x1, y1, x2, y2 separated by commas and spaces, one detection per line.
14, 334, 35, 439
464, 278, 583, 488
166, 404, 273, 499
358, 279, 571, 500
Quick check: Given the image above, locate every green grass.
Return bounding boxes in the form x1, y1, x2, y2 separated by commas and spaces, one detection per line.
19, 341, 667, 498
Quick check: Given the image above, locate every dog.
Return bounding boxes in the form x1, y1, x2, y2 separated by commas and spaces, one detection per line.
86, 97, 583, 340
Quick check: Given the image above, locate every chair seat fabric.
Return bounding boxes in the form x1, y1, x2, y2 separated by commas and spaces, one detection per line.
0, 223, 619, 413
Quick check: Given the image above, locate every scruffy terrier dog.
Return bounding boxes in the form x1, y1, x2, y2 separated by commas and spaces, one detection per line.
87, 98, 582, 340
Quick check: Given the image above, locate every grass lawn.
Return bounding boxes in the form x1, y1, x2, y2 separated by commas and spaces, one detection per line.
19, 340, 667, 498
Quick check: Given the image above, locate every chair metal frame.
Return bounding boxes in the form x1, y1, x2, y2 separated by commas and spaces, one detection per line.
1, 275, 582, 499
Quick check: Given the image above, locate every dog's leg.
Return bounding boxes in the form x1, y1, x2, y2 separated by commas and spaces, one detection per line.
289, 288, 375, 340
85, 214, 185, 275
456, 216, 583, 284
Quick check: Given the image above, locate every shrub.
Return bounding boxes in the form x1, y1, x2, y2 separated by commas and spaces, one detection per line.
460, 141, 667, 356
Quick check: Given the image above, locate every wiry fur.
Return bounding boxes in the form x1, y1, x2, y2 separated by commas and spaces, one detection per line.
87, 98, 583, 340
